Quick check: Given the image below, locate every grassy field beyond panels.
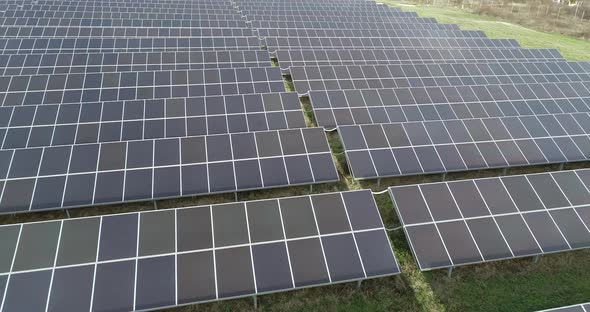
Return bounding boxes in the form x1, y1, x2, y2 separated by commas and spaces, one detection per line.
381, 1, 590, 61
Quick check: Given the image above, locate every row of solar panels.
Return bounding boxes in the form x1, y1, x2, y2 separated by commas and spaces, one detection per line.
340, 114, 590, 179
289, 61, 590, 94
0, 127, 339, 214
0, 27, 483, 39
0, 48, 565, 76
2, 169, 589, 310
390, 169, 590, 270
0, 190, 399, 311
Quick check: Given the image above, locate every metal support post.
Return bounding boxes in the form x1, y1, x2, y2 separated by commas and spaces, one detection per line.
502, 168, 508, 175
559, 163, 565, 171
153, 201, 158, 210
309, 184, 313, 194
533, 255, 540, 264
447, 267, 453, 278
442, 173, 447, 182
377, 178, 381, 188
65, 209, 71, 218
356, 280, 362, 290
253, 295, 258, 309
234, 192, 238, 202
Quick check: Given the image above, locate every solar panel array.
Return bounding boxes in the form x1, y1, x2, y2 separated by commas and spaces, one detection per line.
0, 51, 273, 75
0, 0, 586, 309
0, 190, 400, 311
0, 0, 350, 215
389, 169, 590, 270
0, 127, 339, 213
338, 114, 590, 179
285, 6, 590, 182
243, 0, 590, 279
0, 0, 421, 309
291, 62, 590, 94
276, 48, 564, 69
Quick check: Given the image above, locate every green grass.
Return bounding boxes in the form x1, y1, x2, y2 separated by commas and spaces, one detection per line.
381, 1, 590, 61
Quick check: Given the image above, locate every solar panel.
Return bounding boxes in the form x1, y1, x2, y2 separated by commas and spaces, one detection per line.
338, 113, 590, 179
2, 8, 238, 15
388, 169, 590, 270
251, 21, 461, 30
0, 14, 244, 23
536, 303, 590, 312
2, 10, 237, 21
4, 7, 235, 15
246, 14, 435, 24
0, 190, 399, 311
0, 92, 307, 148
0, 37, 262, 54
0, 50, 272, 75
236, 0, 402, 6
7, 2, 237, 10
0, 127, 339, 214
241, 9, 413, 17
275, 48, 565, 69
0, 67, 286, 106
257, 28, 485, 39
289, 62, 590, 94
240, 4, 400, 11
263, 37, 520, 52
308, 82, 590, 127
0, 26, 255, 38
0, 17, 250, 28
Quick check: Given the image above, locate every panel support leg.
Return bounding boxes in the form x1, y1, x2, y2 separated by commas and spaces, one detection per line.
356, 280, 362, 290
502, 168, 508, 175
559, 163, 565, 171
234, 192, 238, 202
447, 267, 453, 278
153, 201, 158, 210
442, 173, 447, 182
253, 295, 258, 310
65, 209, 71, 218
533, 255, 541, 264
309, 184, 313, 194
377, 178, 381, 188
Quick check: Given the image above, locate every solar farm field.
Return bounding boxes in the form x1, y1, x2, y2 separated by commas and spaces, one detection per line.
0, 0, 589, 312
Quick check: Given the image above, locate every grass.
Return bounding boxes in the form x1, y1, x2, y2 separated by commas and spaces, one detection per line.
381, 1, 590, 61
